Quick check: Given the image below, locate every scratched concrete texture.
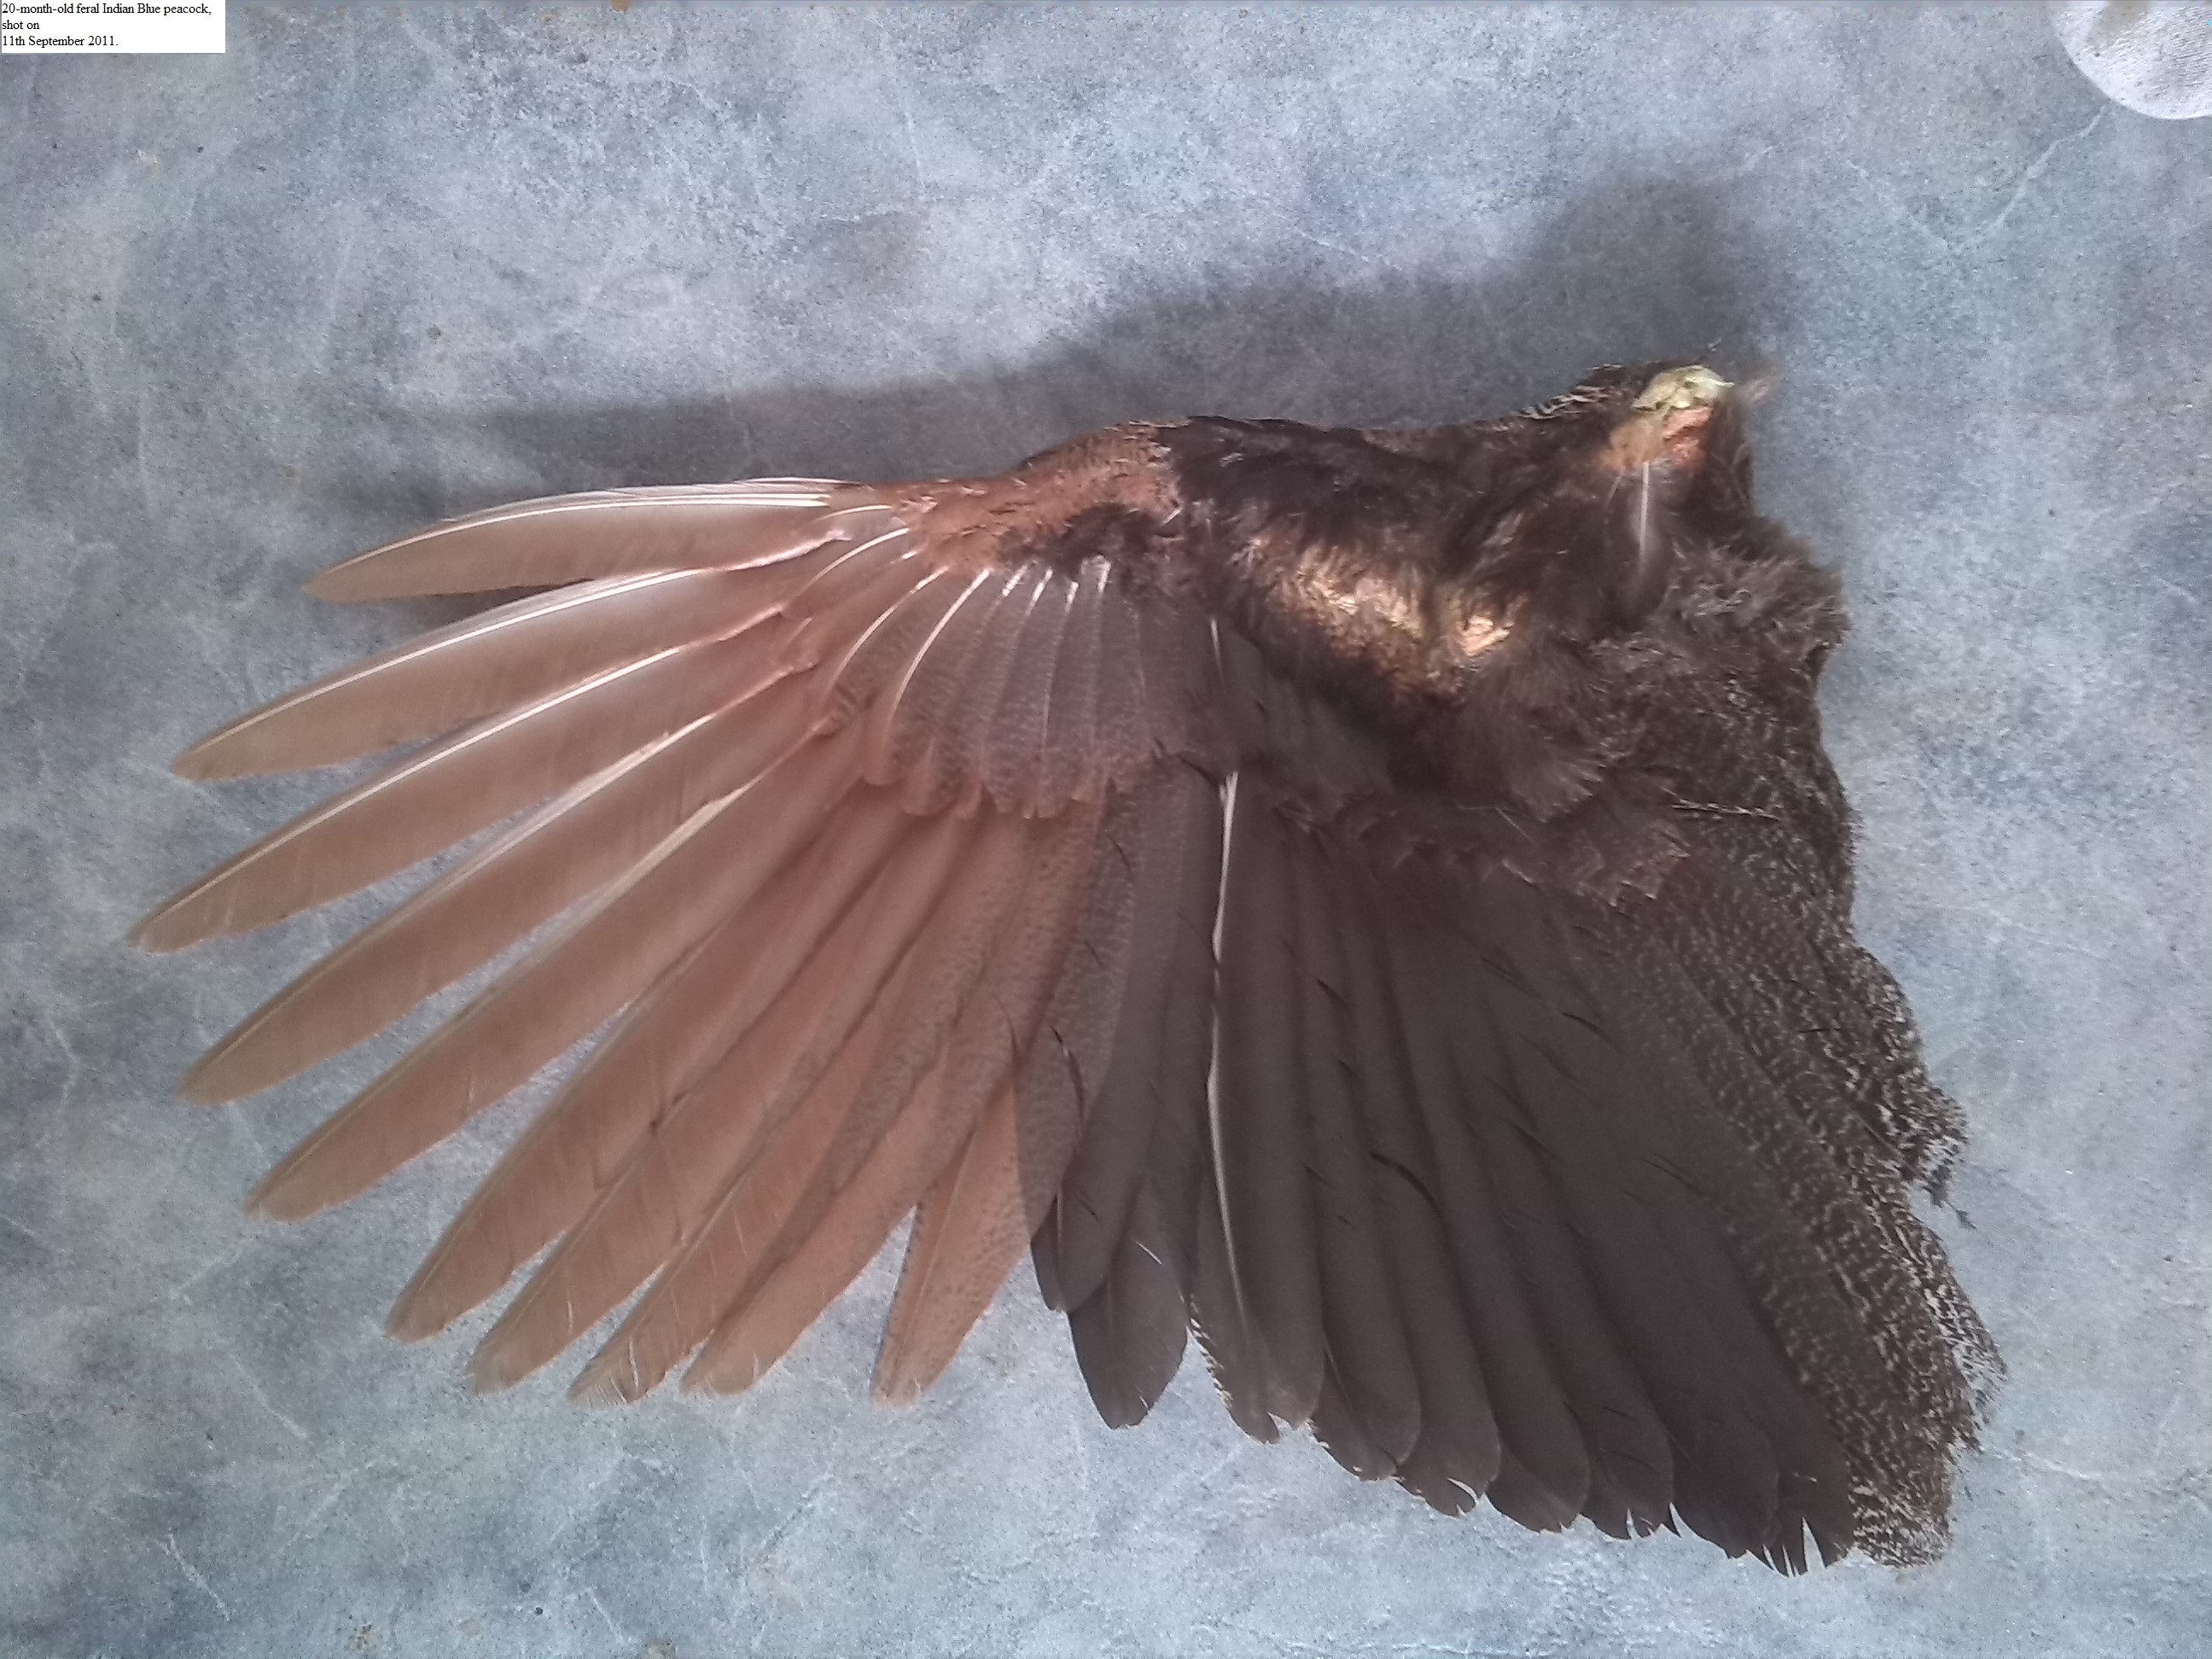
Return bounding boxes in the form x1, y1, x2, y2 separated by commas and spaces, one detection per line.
3, 3, 2209, 1656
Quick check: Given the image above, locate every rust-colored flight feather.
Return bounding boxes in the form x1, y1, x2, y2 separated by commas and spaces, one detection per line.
138, 365, 1999, 1571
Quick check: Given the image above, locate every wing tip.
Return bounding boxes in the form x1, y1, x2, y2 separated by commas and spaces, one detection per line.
566, 1368, 634, 1410
568, 1339, 671, 1407
130, 881, 257, 954
303, 562, 380, 603
676, 1353, 718, 1396
242, 1161, 328, 1224
127, 909, 188, 953
240, 1186, 286, 1223
382, 1301, 440, 1347
306, 544, 494, 602
872, 1299, 956, 1409
171, 723, 308, 781
1085, 1382, 1164, 1431
465, 1346, 525, 1397
178, 1021, 292, 1103
383, 1244, 477, 1344
680, 1337, 779, 1399
175, 1058, 238, 1107
869, 1345, 946, 1408
169, 737, 236, 782
304, 523, 455, 602
870, 1374, 926, 1410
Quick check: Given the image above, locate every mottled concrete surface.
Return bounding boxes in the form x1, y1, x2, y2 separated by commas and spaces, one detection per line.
3, 4, 2209, 1656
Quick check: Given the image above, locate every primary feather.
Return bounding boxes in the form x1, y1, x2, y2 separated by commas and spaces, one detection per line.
138, 362, 1998, 1569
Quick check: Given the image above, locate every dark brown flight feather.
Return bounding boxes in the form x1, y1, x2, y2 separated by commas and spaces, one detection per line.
137, 363, 1998, 1570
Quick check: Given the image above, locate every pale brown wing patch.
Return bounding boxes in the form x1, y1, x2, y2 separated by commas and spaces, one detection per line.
148, 479, 1216, 1417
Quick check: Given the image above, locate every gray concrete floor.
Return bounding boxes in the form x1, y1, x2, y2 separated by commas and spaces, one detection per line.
4, 4, 2209, 1656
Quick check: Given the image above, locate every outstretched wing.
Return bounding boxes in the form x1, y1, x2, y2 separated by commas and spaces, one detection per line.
137, 390, 1994, 1571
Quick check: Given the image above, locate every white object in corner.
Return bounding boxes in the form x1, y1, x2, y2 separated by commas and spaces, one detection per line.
2050, 1, 2212, 119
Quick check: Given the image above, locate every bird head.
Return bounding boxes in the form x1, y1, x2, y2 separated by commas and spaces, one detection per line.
1454, 361, 1751, 643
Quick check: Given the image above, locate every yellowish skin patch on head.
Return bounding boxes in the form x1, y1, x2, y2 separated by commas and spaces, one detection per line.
1633, 364, 1732, 415
1608, 364, 1732, 472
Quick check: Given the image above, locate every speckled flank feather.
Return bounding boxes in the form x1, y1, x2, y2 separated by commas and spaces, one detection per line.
137, 364, 1997, 1569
